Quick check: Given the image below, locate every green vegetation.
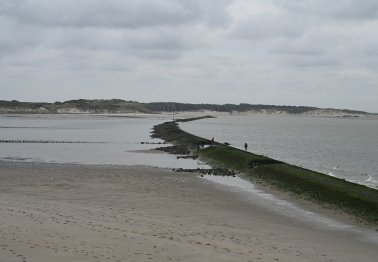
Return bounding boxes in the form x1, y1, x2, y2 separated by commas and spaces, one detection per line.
57, 99, 150, 113
0, 99, 370, 115
0, 99, 150, 113
152, 119, 378, 225
151, 119, 214, 146
145, 102, 321, 114
174, 115, 216, 123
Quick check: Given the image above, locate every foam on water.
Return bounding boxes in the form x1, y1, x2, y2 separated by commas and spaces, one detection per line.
367, 175, 378, 184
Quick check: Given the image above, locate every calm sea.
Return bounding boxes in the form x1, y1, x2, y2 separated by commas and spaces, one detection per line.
181, 115, 378, 189
0, 114, 207, 169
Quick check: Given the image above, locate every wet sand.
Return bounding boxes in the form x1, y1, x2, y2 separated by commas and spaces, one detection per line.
0, 161, 377, 262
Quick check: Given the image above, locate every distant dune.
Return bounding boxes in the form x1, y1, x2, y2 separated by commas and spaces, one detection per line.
0, 99, 374, 117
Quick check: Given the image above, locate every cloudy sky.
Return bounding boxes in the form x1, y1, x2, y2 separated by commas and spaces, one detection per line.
1, 0, 378, 112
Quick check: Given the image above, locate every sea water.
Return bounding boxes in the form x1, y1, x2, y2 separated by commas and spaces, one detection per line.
0, 114, 207, 169
181, 115, 378, 189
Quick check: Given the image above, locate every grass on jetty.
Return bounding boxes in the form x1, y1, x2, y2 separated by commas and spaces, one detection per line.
151, 116, 216, 145
152, 118, 378, 225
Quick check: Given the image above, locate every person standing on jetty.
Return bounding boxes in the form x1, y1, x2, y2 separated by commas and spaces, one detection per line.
244, 142, 248, 151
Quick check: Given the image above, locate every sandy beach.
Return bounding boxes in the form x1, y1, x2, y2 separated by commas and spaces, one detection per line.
0, 161, 377, 262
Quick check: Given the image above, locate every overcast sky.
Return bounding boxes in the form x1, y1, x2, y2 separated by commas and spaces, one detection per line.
1, 0, 378, 112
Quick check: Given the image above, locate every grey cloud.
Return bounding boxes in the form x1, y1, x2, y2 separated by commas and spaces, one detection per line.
283, 55, 340, 68
364, 44, 378, 56
0, 0, 226, 61
0, 18, 45, 58
272, 43, 324, 56
197, 0, 232, 27
132, 49, 182, 60
44, 27, 198, 60
0, 0, 230, 29
275, 0, 378, 20
231, 13, 305, 40
230, 1, 378, 71
1, 0, 196, 28
269, 30, 333, 58
128, 30, 193, 51
1, 0, 378, 112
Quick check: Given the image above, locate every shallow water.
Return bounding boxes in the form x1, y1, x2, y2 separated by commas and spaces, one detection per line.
0, 114, 208, 169
181, 115, 378, 188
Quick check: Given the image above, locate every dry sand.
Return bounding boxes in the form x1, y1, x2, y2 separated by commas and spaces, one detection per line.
0, 161, 377, 262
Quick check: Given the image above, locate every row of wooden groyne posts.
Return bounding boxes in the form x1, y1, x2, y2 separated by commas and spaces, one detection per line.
0, 139, 107, 144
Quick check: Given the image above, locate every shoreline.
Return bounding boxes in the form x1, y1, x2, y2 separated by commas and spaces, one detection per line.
0, 159, 370, 229
1, 160, 377, 261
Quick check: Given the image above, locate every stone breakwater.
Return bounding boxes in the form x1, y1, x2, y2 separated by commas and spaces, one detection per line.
171, 168, 236, 176
155, 145, 191, 155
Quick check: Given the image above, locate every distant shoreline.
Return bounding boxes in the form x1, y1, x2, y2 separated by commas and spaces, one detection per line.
1, 99, 375, 116
1, 111, 378, 121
